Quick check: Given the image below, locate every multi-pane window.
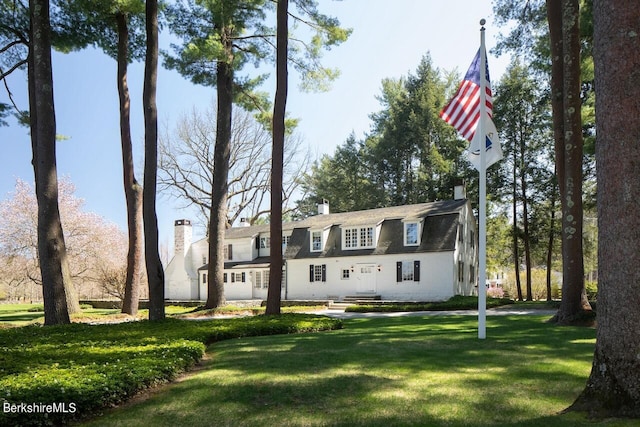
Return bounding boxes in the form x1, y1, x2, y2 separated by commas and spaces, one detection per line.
222, 245, 233, 261
397, 260, 420, 282
282, 235, 290, 249
360, 227, 374, 247
309, 264, 326, 282
404, 222, 419, 246
345, 228, 358, 248
402, 261, 414, 281
343, 226, 375, 249
342, 269, 350, 280
260, 236, 271, 249
254, 270, 270, 289
311, 231, 322, 251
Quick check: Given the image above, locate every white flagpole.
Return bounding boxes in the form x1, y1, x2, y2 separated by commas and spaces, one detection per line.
478, 19, 488, 340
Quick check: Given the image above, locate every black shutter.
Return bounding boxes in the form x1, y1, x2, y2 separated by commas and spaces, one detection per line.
228, 244, 233, 260
231, 273, 235, 283
309, 265, 315, 282
223, 273, 227, 283
396, 262, 402, 282
414, 260, 421, 282
241, 272, 246, 282
255, 237, 260, 249
203, 273, 207, 284
321, 264, 327, 282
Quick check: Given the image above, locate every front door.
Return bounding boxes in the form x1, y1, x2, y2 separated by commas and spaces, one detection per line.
356, 263, 377, 293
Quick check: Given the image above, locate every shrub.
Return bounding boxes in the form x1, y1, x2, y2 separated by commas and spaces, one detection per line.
345, 296, 513, 313
487, 287, 505, 299
0, 315, 341, 426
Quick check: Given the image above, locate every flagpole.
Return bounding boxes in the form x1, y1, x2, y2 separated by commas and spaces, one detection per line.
478, 19, 487, 340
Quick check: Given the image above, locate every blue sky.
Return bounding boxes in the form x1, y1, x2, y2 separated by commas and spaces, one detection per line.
0, 0, 511, 249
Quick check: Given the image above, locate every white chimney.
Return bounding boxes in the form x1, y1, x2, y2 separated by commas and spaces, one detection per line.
317, 199, 330, 215
454, 181, 466, 200
239, 217, 251, 227
174, 219, 192, 258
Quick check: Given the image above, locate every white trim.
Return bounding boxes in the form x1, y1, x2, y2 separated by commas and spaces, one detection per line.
403, 221, 421, 246
310, 230, 323, 252
341, 225, 376, 250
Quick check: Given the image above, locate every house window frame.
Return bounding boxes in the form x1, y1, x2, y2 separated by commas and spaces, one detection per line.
402, 261, 414, 281
396, 260, 421, 282
309, 264, 327, 282
342, 226, 375, 250
404, 222, 421, 246
260, 236, 271, 249
341, 269, 351, 280
311, 230, 323, 252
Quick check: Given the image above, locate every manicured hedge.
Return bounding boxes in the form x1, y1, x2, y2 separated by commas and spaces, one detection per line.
344, 295, 514, 313
0, 314, 342, 426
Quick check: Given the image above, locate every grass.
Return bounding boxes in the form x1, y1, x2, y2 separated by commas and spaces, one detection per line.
0, 303, 326, 327
77, 315, 634, 427
0, 314, 342, 426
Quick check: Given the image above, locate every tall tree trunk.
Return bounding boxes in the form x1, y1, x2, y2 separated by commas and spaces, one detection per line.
266, 0, 288, 316
29, 0, 79, 324
143, 0, 164, 321
546, 0, 591, 323
520, 139, 533, 301
512, 148, 523, 301
545, 171, 558, 301
570, 0, 640, 416
116, 12, 143, 316
206, 32, 233, 309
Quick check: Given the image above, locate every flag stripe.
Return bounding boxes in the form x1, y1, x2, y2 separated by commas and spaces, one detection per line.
439, 48, 493, 142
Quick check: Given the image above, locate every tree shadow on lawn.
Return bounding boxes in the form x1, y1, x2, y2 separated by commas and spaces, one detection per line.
84, 315, 602, 427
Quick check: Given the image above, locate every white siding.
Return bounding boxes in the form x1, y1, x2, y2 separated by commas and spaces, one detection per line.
285, 252, 455, 301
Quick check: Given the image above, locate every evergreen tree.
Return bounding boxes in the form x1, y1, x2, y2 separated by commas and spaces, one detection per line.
165, 0, 349, 309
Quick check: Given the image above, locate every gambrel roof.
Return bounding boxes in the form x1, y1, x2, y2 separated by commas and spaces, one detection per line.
284, 200, 466, 260
222, 199, 469, 261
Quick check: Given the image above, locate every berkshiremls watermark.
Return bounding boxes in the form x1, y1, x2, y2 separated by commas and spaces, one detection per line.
3, 401, 77, 414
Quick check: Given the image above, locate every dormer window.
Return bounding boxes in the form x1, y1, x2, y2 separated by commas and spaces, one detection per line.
342, 226, 375, 250
311, 230, 323, 252
404, 222, 420, 246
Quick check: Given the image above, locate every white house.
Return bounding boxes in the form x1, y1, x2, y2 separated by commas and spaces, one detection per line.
165, 188, 478, 302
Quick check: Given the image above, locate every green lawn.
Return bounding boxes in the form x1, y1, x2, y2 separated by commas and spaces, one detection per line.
0, 314, 341, 426
80, 315, 631, 427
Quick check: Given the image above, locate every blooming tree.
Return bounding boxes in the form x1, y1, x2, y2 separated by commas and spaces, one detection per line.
0, 178, 131, 302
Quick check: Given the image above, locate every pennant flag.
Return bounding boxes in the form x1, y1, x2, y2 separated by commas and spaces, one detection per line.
466, 114, 503, 170
440, 48, 493, 143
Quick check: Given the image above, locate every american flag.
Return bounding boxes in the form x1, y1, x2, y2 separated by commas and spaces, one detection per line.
440, 48, 493, 142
